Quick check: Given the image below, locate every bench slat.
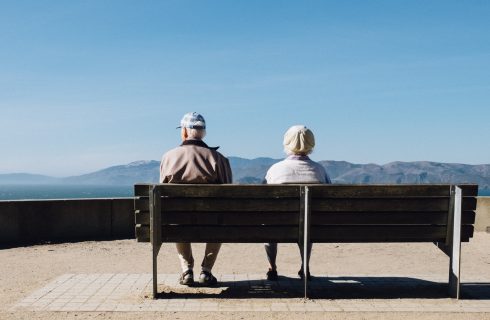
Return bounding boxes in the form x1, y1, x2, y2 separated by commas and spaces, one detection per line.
136, 211, 299, 225
312, 198, 448, 212
135, 198, 300, 212
310, 225, 474, 242
162, 226, 299, 242
312, 198, 476, 212
309, 184, 478, 198
311, 210, 476, 225
136, 184, 478, 197
134, 184, 152, 197
135, 184, 301, 198
135, 224, 474, 243
136, 197, 476, 212
135, 184, 478, 198
310, 185, 451, 198
135, 210, 476, 226
135, 225, 299, 243
135, 195, 477, 213
457, 184, 479, 196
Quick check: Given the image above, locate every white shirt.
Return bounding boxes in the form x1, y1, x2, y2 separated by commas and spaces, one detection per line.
265, 155, 331, 184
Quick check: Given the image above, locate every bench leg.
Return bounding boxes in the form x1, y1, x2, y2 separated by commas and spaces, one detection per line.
151, 244, 162, 299
152, 246, 158, 298
448, 186, 462, 299
150, 186, 162, 299
299, 186, 311, 299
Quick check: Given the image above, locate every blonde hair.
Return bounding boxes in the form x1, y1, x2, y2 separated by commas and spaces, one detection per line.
283, 125, 315, 155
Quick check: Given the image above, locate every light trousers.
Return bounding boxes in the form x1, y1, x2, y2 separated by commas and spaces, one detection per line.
176, 242, 221, 272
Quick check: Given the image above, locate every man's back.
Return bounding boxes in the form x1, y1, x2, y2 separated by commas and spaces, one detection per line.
160, 140, 232, 184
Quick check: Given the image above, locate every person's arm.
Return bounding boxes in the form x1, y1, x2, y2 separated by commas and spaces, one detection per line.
317, 163, 331, 184
160, 152, 174, 183
223, 157, 233, 184
325, 172, 332, 184
217, 155, 233, 184
159, 156, 167, 183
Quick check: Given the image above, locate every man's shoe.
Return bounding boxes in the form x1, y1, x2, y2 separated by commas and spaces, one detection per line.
266, 268, 278, 281
298, 269, 312, 281
179, 269, 194, 286
199, 271, 218, 286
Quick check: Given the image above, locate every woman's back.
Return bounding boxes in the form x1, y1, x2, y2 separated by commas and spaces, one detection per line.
265, 155, 330, 184
262, 125, 331, 281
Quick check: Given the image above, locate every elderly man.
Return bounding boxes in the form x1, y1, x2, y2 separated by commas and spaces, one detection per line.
160, 112, 232, 286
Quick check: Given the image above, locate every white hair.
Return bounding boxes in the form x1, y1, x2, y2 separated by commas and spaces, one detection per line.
283, 125, 315, 155
185, 128, 206, 140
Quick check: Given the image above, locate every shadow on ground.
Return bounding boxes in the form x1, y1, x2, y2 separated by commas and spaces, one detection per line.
155, 276, 490, 300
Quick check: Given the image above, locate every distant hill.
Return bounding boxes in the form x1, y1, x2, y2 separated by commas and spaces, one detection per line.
320, 160, 490, 190
0, 157, 489, 193
63, 160, 160, 185
0, 173, 61, 185
62, 157, 276, 185
229, 157, 280, 184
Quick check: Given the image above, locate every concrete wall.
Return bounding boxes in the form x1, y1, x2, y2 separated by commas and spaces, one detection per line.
0, 196, 489, 246
476, 197, 490, 232
0, 198, 134, 245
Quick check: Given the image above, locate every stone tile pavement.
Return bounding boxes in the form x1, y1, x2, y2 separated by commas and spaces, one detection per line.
11, 273, 490, 312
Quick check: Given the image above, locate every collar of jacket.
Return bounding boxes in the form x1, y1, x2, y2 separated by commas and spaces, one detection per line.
181, 139, 220, 151
287, 154, 310, 161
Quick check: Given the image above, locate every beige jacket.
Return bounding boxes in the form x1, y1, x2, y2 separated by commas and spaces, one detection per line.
160, 140, 233, 184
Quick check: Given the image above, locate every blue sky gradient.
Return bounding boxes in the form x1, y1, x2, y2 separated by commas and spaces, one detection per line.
1, 1, 489, 176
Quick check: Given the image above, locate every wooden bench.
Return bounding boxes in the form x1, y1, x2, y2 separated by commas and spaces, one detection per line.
134, 183, 478, 299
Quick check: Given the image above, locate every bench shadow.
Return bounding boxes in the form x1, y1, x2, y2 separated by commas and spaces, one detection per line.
155, 276, 490, 300
462, 282, 490, 300
0, 238, 129, 250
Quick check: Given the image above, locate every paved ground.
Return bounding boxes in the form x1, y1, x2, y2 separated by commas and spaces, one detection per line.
11, 272, 490, 312
2, 233, 490, 319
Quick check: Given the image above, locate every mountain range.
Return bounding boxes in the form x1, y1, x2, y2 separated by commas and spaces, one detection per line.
0, 157, 489, 193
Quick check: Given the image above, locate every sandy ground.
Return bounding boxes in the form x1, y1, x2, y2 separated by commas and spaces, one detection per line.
1, 233, 490, 320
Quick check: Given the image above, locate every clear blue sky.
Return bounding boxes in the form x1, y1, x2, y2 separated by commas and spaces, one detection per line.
1, 0, 489, 176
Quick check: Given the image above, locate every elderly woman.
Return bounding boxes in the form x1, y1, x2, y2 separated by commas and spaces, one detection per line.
264, 125, 331, 281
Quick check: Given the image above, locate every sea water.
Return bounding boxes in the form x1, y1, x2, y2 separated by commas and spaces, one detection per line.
479, 189, 490, 196
0, 185, 133, 200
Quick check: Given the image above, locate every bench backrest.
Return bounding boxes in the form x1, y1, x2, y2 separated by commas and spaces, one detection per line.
308, 185, 476, 243
135, 184, 302, 243
134, 184, 478, 244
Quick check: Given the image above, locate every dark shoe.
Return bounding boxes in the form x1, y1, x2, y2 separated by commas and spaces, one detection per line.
298, 269, 312, 281
179, 269, 194, 286
266, 268, 278, 281
199, 271, 218, 286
